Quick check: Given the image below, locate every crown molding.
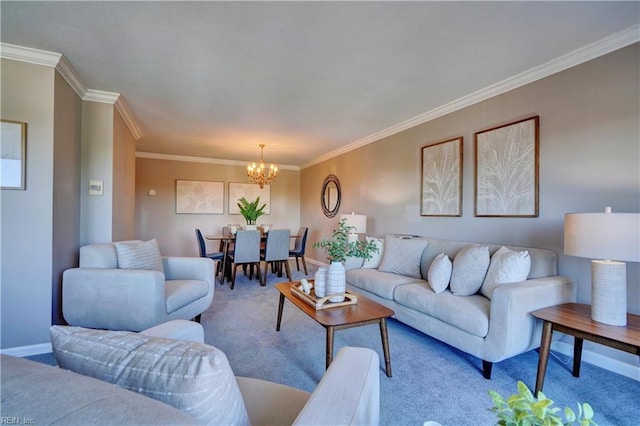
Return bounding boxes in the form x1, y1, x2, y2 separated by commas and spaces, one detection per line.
302, 24, 640, 169
0, 42, 61, 67
136, 151, 300, 171
1, 42, 142, 141
114, 97, 143, 140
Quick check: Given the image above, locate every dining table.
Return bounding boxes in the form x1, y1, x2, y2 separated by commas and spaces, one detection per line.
205, 231, 298, 283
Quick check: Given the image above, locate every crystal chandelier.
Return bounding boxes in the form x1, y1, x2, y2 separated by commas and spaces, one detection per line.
247, 144, 278, 189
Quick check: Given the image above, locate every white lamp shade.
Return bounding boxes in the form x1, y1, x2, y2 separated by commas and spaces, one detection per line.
340, 213, 367, 234
564, 212, 640, 262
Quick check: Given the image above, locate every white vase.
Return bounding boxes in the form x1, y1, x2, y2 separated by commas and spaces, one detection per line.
326, 261, 346, 302
314, 266, 328, 298
245, 224, 257, 231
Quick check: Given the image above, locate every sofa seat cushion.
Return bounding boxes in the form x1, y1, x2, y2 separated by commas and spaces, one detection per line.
393, 283, 490, 337
347, 269, 424, 300
165, 279, 208, 313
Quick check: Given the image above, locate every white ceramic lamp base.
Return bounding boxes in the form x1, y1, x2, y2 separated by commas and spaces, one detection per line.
591, 260, 627, 326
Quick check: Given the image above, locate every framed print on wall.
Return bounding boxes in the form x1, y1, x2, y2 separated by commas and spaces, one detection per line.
474, 116, 539, 217
229, 182, 271, 215
1, 119, 27, 190
176, 180, 224, 214
421, 137, 463, 216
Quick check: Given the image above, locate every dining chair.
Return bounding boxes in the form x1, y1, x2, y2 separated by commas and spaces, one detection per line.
261, 229, 292, 286
195, 229, 224, 278
289, 226, 309, 275
227, 230, 262, 289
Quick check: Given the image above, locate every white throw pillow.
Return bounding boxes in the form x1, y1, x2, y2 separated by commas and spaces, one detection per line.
115, 239, 164, 273
362, 236, 384, 269
449, 245, 490, 296
50, 326, 249, 426
377, 236, 428, 279
481, 246, 531, 299
427, 253, 452, 294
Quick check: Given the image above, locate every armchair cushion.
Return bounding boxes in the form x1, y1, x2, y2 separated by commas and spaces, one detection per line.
50, 326, 249, 426
165, 279, 209, 313
114, 239, 164, 273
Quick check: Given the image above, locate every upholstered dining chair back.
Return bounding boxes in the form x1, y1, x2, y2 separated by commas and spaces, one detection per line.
263, 229, 291, 262
289, 227, 309, 275
232, 230, 261, 263
262, 229, 292, 286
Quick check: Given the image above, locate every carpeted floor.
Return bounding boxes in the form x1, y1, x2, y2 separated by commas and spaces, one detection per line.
203, 263, 640, 426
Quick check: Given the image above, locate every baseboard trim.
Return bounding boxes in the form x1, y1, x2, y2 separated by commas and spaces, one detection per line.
0, 342, 52, 357
551, 341, 639, 382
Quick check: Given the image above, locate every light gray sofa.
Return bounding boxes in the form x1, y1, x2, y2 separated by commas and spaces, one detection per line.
62, 241, 215, 331
1, 321, 380, 425
346, 236, 577, 379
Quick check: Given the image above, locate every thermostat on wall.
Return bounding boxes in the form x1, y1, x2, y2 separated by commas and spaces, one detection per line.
89, 180, 103, 196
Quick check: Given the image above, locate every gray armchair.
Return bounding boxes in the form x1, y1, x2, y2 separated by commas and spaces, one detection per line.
62, 241, 215, 331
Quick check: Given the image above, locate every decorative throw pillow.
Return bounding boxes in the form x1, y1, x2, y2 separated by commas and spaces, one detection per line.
115, 239, 164, 273
361, 236, 384, 269
50, 326, 249, 426
449, 245, 490, 296
427, 253, 452, 294
377, 236, 428, 279
481, 246, 531, 299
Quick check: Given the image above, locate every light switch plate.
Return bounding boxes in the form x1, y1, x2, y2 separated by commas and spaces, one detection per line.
89, 179, 103, 195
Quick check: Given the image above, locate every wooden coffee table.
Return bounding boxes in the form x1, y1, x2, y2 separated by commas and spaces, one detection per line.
275, 281, 394, 377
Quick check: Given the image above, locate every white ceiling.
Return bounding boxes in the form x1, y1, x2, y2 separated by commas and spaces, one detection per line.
2, 1, 639, 168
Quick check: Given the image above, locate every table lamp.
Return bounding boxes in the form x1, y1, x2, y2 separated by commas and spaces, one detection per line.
340, 212, 367, 243
564, 207, 640, 326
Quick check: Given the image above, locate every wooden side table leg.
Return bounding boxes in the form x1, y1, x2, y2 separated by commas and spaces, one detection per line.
573, 337, 583, 377
379, 318, 392, 377
535, 321, 553, 396
326, 326, 335, 370
276, 293, 285, 331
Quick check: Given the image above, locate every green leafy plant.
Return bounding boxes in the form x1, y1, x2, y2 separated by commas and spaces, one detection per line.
312, 218, 378, 263
488, 381, 596, 426
237, 196, 267, 225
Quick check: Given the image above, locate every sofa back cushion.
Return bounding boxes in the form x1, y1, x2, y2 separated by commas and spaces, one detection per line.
449, 245, 490, 296
50, 326, 249, 426
481, 246, 531, 299
79, 242, 122, 268
377, 236, 429, 279
420, 238, 557, 280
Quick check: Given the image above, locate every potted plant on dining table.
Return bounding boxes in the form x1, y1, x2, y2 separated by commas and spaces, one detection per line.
237, 196, 267, 230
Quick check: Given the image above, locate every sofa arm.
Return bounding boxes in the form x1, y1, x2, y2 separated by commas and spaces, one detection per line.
163, 257, 215, 285
484, 276, 577, 361
62, 268, 166, 331
294, 347, 380, 425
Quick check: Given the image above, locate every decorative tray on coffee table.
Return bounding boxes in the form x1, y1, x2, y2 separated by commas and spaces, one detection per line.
290, 280, 358, 310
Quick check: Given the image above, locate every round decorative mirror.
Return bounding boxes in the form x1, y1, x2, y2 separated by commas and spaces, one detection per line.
321, 174, 341, 218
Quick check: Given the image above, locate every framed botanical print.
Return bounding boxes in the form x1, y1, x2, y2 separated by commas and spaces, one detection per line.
474, 116, 539, 217
421, 137, 463, 216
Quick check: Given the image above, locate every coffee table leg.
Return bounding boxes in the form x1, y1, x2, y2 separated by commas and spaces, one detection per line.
276, 293, 285, 331
379, 318, 392, 377
573, 337, 583, 377
535, 320, 553, 396
326, 326, 335, 370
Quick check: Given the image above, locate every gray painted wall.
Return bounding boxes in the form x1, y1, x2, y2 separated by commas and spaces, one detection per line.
1, 60, 56, 348
301, 44, 639, 370
113, 110, 136, 241
52, 71, 82, 325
